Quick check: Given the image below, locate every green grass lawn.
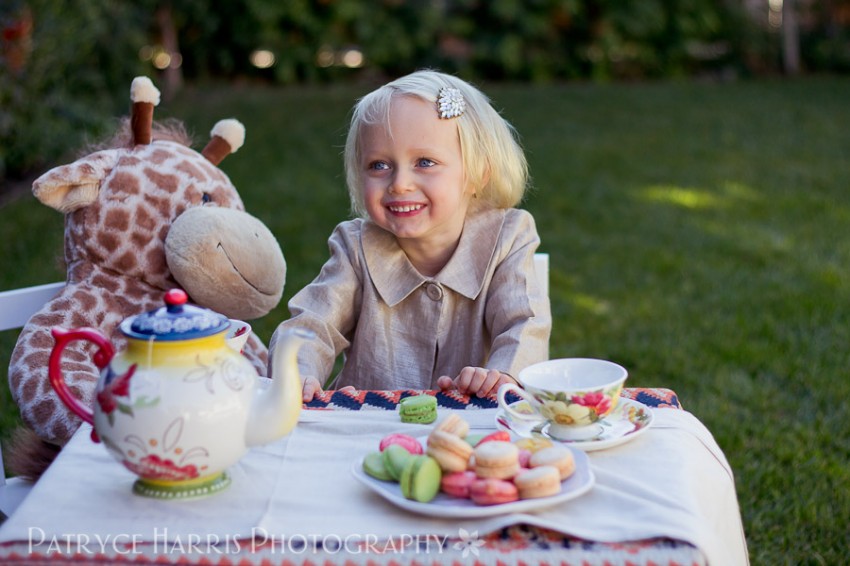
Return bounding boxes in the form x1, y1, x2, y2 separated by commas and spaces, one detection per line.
2, 76, 849, 564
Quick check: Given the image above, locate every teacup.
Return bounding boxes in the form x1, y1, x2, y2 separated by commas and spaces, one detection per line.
497, 358, 628, 441
225, 319, 251, 353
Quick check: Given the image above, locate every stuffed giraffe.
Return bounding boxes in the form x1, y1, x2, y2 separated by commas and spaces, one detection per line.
7, 77, 286, 461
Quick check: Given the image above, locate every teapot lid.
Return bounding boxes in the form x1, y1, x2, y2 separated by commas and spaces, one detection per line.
120, 289, 230, 341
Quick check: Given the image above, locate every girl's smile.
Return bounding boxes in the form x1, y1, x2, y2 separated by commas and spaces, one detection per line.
385, 201, 427, 216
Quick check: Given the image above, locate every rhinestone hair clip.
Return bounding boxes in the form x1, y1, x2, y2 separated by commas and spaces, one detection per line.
437, 86, 466, 119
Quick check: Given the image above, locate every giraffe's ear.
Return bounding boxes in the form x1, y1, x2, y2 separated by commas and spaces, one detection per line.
33, 149, 121, 213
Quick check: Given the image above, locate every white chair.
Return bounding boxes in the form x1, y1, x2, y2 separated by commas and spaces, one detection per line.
0, 281, 64, 520
533, 252, 549, 299
533, 253, 549, 360
0, 282, 65, 332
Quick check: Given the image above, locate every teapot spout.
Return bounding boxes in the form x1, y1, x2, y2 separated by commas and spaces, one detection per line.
245, 327, 314, 447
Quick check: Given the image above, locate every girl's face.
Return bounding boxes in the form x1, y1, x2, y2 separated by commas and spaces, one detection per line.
359, 95, 473, 258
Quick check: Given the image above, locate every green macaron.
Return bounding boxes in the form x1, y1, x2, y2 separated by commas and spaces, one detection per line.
362, 451, 393, 481
398, 394, 438, 424
382, 443, 414, 481
399, 455, 442, 503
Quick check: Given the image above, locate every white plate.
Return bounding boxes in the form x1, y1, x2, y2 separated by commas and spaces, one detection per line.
496, 398, 654, 452
351, 446, 594, 518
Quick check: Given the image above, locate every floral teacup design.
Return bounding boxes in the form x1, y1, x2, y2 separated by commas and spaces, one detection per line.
225, 319, 251, 353
497, 358, 628, 441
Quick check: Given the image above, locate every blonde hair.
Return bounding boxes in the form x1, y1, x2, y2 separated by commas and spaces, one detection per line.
344, 70, 528, 218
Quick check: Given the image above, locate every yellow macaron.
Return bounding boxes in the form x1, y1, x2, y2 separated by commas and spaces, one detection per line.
473, 441, 520, 480
426, 429, 473, 472
514, 465, 561, 499
529, 445, 576, 480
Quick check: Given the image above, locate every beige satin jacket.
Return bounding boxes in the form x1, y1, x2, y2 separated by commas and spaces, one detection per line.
269, 207, 551, 390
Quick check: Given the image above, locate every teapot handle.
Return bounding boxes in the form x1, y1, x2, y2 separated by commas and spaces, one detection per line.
48, 327, 115, 425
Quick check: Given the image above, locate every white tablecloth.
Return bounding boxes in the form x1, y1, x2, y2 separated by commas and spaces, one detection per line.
0, 408, 748, 565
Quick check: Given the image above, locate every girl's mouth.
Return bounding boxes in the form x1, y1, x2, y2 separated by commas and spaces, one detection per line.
387, 203, 425, 215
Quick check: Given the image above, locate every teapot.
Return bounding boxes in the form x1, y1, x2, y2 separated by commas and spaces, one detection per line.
48, 289, 312, 499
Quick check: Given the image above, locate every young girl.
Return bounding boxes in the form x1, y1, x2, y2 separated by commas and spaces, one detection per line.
269, 70, 551, 401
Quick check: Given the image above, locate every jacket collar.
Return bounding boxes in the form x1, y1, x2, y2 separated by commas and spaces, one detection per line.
362, 208, 506, 307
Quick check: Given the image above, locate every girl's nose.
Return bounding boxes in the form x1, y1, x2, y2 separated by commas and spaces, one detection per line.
389, 169, 414, 194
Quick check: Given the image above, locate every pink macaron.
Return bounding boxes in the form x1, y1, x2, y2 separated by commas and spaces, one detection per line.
379, 433, 424, 455
440, 470, 477, 498
469, 478, 519, 506
518, 448, 533, 468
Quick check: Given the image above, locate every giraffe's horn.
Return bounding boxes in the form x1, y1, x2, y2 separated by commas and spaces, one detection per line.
202, 119, 245, 166
130, 77, 160, 146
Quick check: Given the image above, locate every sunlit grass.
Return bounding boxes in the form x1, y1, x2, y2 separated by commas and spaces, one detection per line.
2, 76, 850, 563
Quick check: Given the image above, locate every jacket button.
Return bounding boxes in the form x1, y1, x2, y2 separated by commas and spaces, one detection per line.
425, 282, 443, 301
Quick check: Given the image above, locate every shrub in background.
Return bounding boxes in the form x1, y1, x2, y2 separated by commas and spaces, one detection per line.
1, 0, 847, 186
0, 1, 149, 182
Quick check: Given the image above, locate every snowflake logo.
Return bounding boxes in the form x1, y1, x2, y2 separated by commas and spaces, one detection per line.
453, 528, 485, 558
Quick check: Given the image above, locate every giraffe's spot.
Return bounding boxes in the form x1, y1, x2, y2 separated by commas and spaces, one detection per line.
110, 171, 142, 197
176, 159, 206, 182
131, 230, 154, 250
135, 204, 156, 232
70, 310, 90, 329
104, 207, 131, 232
97, 231, 121, 254
33, 398, 60, 422
19, 377, 40, 404
145, 167, 180, 194
30, 330, 56, 349
49, 298, 72, 313
74, 290, 98, 312
149, 148, 173, 165
115, 250, 139, 274
146, 247, 167, 276
92, 274, 121, 293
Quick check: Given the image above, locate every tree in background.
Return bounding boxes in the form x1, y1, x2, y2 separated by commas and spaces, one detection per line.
2, 0, 848, 187
0, 1, 150, 184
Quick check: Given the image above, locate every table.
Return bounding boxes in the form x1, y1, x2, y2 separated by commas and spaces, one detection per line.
0, 388, 748, 565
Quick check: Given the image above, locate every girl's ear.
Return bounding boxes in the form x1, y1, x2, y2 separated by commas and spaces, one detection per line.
476, 166, 491, 197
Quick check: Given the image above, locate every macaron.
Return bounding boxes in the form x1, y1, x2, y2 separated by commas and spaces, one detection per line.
473, 441, 520, 479
514, 437, 554, 453
379, 433, 424, 455
514, 465, 562, 499
464, 433, 485, 447
399, 395, 438, 424
469, 478, 519, 506
518, 448, 533, 468
362, 451, 393, 481
399, 455, 442, 503
529, 445, 576, 480
433, 414, 470, 437
440, 470, 477, 498
475, 430, 511, 446
427, 429, 473, 472
382, 443, 415, 480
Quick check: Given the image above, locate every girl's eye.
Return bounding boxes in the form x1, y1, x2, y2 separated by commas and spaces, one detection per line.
416, 158, 436, 168
368, 161, 390, 171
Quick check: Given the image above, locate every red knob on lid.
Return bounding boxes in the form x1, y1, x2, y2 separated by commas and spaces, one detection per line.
164, 289, 188, 308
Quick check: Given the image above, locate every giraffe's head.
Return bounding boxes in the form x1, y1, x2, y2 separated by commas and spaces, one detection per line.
31, 77, 286, 320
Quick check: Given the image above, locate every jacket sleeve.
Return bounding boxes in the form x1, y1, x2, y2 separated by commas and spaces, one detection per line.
267, 222, 363, 386
484, 209, 552, 378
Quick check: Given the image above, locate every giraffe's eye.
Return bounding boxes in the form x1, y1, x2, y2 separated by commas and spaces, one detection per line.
201, 193, 212, 203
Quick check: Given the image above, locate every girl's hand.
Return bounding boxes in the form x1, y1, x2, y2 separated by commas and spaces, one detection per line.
437, 367, 517, 398
302, 378, 357, 403
302, 377, 324, 402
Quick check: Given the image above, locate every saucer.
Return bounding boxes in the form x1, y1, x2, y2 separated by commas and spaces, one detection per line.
495, 398, 653, 452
